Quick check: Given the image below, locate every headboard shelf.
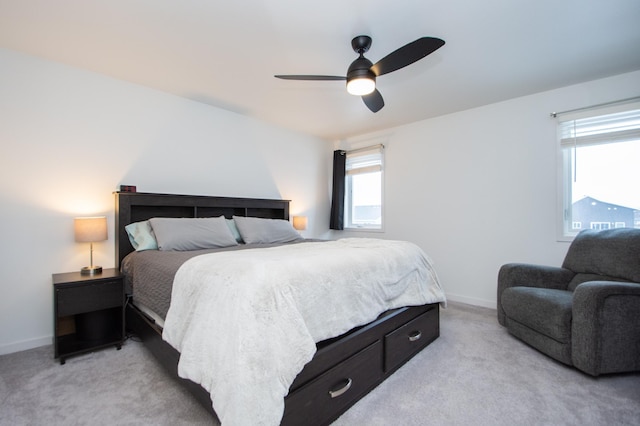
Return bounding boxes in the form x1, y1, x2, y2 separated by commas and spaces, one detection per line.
114, 192, 290, 268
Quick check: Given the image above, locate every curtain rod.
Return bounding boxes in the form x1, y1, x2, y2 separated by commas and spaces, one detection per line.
550, 96, 640, 118
340, 143, 385, 155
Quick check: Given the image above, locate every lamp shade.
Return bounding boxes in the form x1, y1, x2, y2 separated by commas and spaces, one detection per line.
292, 216, 308, 231
74, 217, 108, 242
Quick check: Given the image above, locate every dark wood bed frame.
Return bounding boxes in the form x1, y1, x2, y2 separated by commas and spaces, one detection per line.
115, 191, 440, 426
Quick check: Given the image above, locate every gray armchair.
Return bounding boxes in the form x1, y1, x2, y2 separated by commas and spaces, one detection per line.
497, 228, 640, 376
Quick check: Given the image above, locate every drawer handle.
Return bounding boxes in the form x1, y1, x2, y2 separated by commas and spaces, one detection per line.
329, 378, 353, 398
408, 331, 422, 342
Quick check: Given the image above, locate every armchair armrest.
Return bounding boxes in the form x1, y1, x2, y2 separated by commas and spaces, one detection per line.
497, 263, 574, 326
572, 281, 640, 376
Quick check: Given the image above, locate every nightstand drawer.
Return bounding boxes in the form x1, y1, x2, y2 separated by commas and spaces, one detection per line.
282, 340, 382, 426
56, 280, 123, 317
384, 306, 439, 372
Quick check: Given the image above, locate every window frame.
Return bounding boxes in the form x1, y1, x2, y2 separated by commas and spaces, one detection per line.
344, 145, 385, 231
556, 101, 640, 241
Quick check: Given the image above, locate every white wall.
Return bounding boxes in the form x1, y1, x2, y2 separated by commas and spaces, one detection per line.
333, 70, 640, 308
0, 48, 331, 354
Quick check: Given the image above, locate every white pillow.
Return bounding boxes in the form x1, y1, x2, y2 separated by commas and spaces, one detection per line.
233, 216, 302, 244
149, 216, 239, 251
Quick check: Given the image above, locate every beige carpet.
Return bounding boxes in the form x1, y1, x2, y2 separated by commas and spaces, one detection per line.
1, 302, 638, 425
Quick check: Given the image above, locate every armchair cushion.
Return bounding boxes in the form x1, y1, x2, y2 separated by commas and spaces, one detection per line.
497, 263, 574, 325
502, 287, 573, 343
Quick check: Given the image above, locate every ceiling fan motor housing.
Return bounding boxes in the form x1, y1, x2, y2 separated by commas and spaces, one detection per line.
347, 56, 376, 83
347, 34, 375, 85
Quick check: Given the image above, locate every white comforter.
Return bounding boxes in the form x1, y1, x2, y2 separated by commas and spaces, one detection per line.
162, 238, 446, 426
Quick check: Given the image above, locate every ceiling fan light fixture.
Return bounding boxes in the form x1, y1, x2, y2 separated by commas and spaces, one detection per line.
346, 55, 376, 96
275, 35, 445, 112
347, 76, 376, 96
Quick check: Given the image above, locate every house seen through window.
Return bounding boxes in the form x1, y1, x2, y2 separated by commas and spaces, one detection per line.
557, 102, 640, 238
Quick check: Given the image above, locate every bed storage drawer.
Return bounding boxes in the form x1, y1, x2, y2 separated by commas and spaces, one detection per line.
384, 306, 439, 372
282, 340, 383, 426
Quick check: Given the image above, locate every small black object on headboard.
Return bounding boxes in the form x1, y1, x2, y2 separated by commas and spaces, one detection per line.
119, 185, 137, 193
114, 192, 290, 268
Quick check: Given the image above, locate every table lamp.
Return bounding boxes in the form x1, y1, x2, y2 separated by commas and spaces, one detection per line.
293, 216, 308, 231
74, 216, 107, 275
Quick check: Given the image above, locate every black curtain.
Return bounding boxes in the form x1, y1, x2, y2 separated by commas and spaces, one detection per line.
329, 150, 346, 230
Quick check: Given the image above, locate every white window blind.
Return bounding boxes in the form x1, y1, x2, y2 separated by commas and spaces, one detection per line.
559, 105, 640, 148
346, 145, 384, 175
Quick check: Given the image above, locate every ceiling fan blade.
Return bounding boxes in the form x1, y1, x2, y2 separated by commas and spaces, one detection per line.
274, 75, 346, 81
362, 89, 384, 113
370, 37, 445, 77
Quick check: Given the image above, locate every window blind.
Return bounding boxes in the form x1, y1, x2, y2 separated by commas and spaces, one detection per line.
559, 104, 640, 148
346, 145, 383, 175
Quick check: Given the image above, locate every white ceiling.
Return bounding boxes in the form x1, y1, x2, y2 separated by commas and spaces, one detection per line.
1, 0, 639, 140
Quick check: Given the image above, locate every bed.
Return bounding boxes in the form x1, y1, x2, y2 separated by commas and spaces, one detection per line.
115, 191, 445, 425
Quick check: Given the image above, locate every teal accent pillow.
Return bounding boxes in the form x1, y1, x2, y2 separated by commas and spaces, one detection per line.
125, 220, 158, 251
226, 219, 244, 243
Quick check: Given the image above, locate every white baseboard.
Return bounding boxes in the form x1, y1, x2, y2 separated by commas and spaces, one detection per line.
0, 335, 51, 356
445, 293, 496, 310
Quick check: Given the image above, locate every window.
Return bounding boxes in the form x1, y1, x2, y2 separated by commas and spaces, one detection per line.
590, 222, 611, 231
344, 145, 384, 230
557, 102, 640, 239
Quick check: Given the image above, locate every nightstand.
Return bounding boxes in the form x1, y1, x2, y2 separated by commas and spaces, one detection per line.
52, 268, 124, 364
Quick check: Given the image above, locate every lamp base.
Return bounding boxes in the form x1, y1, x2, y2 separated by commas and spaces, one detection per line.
81, 266, 103, 275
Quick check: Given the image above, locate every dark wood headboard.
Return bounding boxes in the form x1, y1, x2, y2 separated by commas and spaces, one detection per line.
114, 192, 290, 268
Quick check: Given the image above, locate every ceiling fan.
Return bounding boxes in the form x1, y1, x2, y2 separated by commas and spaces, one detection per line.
275, 35, 445, 113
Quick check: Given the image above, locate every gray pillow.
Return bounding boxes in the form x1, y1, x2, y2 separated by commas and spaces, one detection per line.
232, 216, 302, 244
149, 216, 239, 251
